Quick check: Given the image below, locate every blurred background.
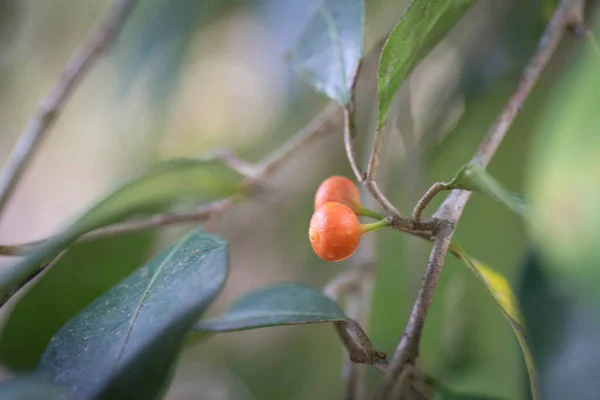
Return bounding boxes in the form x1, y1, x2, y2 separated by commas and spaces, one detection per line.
0, 0, 599, 399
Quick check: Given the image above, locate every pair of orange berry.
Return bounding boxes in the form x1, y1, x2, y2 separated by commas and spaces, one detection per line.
309, 176, 387, 262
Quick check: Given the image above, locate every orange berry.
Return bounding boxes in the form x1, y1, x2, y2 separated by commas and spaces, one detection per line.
309, 202, 362, 262
314, 176, 361, 212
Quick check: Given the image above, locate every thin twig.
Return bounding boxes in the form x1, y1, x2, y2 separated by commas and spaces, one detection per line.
343, 107, 365, 183
0, 101, 344, 303
0, 102, 342, 256
469, 5, 579, 168
343, 80, 438, 233
0, 198, 240, 257
208, 149, 260, 178
364, 126, 404, 218
337, 95, 394, 397
0, 0, 139, 218
343, 107, 416, 230
411, 182, 449, 223
333, 319, 387, 366
207, 102, 341, 180
377, 1, 582, 397
364, 181, 403, 222
257, 101, 341, 178
0, 30, 369, 256
342, 86, 402, 219
324, 268, 362, 301
366, 126, 385, 181
376, 222, 453, 398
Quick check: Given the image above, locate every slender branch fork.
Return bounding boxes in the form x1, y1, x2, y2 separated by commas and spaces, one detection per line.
343, 107, 436, 234
375, 0, 586, 398
0, 0, 139, 218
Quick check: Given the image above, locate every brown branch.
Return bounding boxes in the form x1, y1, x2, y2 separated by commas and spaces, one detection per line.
323, 268, 362, 301
376, 223, 453, 398
333, 319, 387, 368
329, 104, 389, 397
0, 101, 344, 312
343, 106, 421, 233
0, 101, 342, 257
377, 1, 583, 397
0, 198, 240, 258
257, 102, 341, 178
0, 101, 343, 305
0, 21, 372, 254
324, 237, 385, 381
411, 182, 450, 223
366, 126, 385, 181
0, 0, 139, 218
343, 107, 365, 184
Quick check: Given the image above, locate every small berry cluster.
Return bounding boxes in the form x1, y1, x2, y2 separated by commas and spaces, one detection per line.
309, 176, 388, 262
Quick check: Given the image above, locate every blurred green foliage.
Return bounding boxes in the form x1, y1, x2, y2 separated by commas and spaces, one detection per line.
527, 40, 600, 302
0, 0, 598, 399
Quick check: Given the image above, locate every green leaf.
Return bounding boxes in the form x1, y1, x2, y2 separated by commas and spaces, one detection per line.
0, 159, 241, 301
519, 251, 600, 400
288, 0, 364, 105
37, 230, 229, 400
194, 283, 346, 332
377, 0, 478, 127
0, 231, 155, 370
450, 245, 538, 400
447, 163, 530, 218
0, 375, 63, 400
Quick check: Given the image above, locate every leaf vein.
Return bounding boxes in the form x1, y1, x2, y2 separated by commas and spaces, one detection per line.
319, 5, 348, 104
113, 232, 191, 370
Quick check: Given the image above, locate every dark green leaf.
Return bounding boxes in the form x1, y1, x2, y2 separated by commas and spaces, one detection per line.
0, 231, 155, 370
288, 0, 364, 105
37, 230, 229, 400
0, 159, 241, 301
195, 283, 346, 332
0, 375, 63, 400
378, 0, 478, 127
519, 251, 600, 400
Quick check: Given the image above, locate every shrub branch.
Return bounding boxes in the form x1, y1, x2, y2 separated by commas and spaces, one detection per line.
0, 0, 140, 218
376, 1, 586, 397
